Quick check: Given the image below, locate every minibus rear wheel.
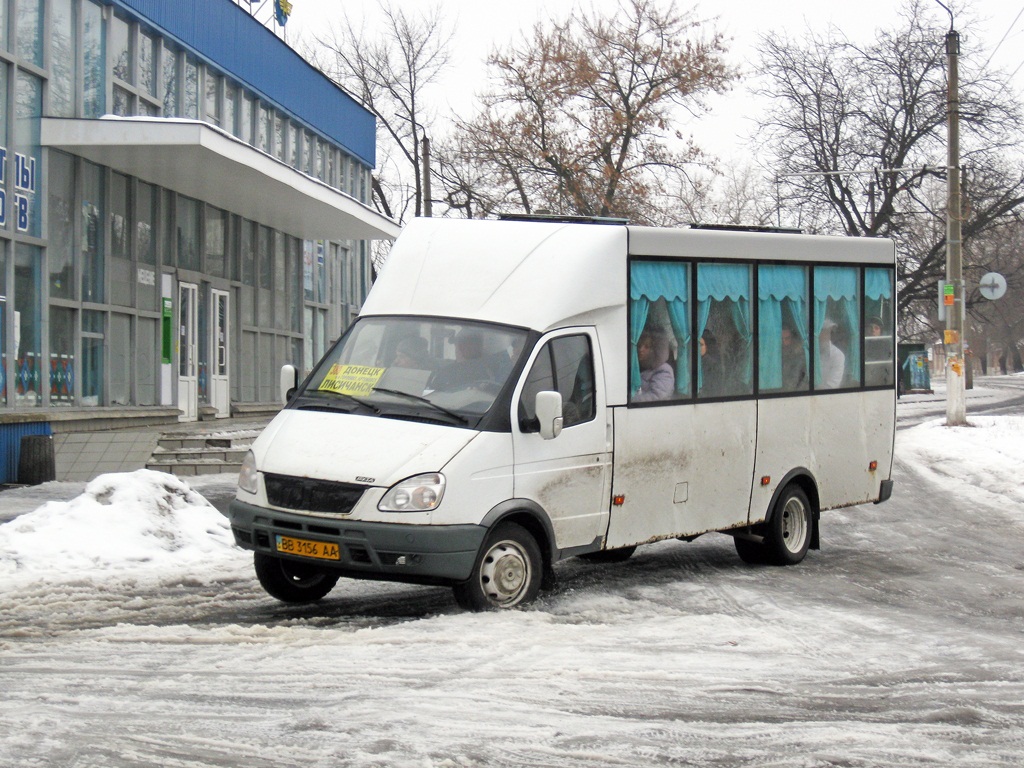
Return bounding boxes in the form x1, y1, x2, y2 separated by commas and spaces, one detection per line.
763, 484, 812, 565
453, 522, 542, 611
254, 552, 340, 603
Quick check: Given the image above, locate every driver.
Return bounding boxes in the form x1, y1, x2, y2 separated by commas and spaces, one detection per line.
429, 330, 494, 391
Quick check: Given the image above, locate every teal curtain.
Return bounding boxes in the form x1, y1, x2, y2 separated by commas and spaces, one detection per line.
865, 268, 893, 301
697, 263, 752, 390
758, 265, 807, 390
630, 262, 689, 397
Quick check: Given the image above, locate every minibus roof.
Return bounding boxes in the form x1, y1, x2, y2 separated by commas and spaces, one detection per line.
360, 218, 895, 331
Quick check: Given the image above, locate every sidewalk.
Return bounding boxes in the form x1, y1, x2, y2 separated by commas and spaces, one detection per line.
52, 415, 273, 483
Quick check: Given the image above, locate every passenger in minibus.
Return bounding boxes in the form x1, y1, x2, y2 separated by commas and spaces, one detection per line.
634, 327, 675, 401
818, 318, 846, 388
392, 335, 429, 369
781, 326, 807, 390
698, 329, 725, 397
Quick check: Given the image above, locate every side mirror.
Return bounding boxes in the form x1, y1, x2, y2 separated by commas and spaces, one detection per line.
535, 390, 563, 440
280, 364, 298, 405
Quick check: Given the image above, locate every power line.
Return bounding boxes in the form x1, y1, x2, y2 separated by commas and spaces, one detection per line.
981, 4, 1024, 71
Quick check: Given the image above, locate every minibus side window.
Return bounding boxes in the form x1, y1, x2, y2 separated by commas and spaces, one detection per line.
518, 335, 596, 432
864, 268, 895, 386
630, 261, 691, 402
758, 265, 810, 393
813, 266, 861, 389
697, 263, 753, 398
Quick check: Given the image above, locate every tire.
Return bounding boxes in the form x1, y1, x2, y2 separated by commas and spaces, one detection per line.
254, 552, 340, 604
453, 522, 543, 611
579, 545, 637, 564
763, 484, 813, 565
733, 535, 769, 564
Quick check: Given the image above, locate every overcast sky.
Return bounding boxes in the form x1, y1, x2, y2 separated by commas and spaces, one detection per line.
282, 0, 1024, 161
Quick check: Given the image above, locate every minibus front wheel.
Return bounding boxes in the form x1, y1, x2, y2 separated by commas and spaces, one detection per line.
254, 553, 340, 603
453, 522, 543, 611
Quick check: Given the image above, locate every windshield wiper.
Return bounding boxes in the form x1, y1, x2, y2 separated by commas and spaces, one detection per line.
299, 390, 380, 414
371, 387, 469, 425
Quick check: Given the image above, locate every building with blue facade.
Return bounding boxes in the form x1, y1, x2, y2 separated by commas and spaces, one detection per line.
0, 0, 398, 479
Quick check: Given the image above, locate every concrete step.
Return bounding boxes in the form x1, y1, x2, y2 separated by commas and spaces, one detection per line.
146, 430, 259, 477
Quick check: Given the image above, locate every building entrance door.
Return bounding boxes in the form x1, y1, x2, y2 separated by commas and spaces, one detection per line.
177, 282, 199, 421
211, 289, 230, 417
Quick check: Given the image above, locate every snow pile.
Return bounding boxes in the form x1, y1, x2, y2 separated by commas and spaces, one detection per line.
0, 469, 236, 581
898, 415, 1024, 513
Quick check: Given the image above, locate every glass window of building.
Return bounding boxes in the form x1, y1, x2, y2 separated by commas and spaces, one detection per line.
16, 0, 44, 66
161, 41, 178, 116
135, 181, 158, 311
139, 30, 157, 96
81, 310, 104, 406
111, 13, 132, 83
15, 71, 42, 238
183, 55, 199, 119
257, 103, 270, 152
50, 0, 77, 117
273, 112, 285, 160
0, 0, 7, 50
15, 244, 43, 405
110, 172, 132, 306
205, 206, 227, 278
110, 314, 131, 405
112, 86, 133, 116
239, 92, 253, 143
177, 195, 201, 271
289, 121, 301, 168
223, 82, 237, 134
83, 0, 105, 117
204, 68, 221, 127
49, 307, 76, 406
47, 151, 75, 299
81, 161, 105, 302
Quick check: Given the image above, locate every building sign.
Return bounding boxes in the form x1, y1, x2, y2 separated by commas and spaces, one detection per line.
0, 146, 39, 232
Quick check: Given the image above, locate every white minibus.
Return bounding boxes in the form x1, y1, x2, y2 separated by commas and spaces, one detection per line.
228, 216, 896, 610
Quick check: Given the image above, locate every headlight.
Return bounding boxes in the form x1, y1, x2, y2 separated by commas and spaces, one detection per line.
378, 473, 445, 512
237, 451, 259, 495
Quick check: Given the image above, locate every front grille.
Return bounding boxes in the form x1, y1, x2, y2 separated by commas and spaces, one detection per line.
264, 473, 366, 514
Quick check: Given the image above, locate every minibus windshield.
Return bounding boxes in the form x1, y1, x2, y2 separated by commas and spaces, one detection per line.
297, 317, 530, 427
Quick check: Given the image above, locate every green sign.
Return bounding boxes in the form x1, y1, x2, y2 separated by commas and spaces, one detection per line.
161, 297, 174, 364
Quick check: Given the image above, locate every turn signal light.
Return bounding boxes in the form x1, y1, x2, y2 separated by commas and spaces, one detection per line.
613, 494, 625, 506
760, 476, 771, 486
869, 460, 878, 472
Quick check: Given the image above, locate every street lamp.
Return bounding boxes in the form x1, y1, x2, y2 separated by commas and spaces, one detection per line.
936, 1, 967, 426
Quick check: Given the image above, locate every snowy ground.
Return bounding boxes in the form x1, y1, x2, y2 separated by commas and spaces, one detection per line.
1, 377, 1022, 767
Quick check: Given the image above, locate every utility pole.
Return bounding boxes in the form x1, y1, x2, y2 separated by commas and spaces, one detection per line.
421, 136, 432, 217
943, 22, 966, 425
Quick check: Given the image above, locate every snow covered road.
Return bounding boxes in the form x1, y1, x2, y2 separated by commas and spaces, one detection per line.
1, 378, 1022, 767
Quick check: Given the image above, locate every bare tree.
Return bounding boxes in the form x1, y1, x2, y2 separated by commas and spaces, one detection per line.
754, 0, 1024, 320
437, 0, 734, 223
309, 2, 453, 222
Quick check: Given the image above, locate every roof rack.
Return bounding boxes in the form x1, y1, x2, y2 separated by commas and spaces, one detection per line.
497, 213, 629, 226
689, 223, 803, 235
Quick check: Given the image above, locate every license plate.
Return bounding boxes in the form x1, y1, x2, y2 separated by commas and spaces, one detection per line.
275, 535, 340, 561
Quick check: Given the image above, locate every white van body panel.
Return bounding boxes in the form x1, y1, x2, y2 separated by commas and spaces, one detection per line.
427, 431, 514, 527
361, 217, 632, 407
251, 409, 476, 489
607, 401, 756, 547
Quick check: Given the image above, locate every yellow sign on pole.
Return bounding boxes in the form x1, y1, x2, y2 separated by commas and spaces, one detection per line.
318, 364, 385, 397
944, 329, 959, 345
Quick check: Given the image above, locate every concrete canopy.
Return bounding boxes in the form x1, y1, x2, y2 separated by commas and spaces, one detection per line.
41, 117, 400, 242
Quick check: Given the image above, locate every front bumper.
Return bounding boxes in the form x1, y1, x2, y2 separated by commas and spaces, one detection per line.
227, 499, 486, 585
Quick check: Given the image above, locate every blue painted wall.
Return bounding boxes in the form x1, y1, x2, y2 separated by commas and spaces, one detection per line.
0, 422, 53, 485
108, 0, 376, 168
